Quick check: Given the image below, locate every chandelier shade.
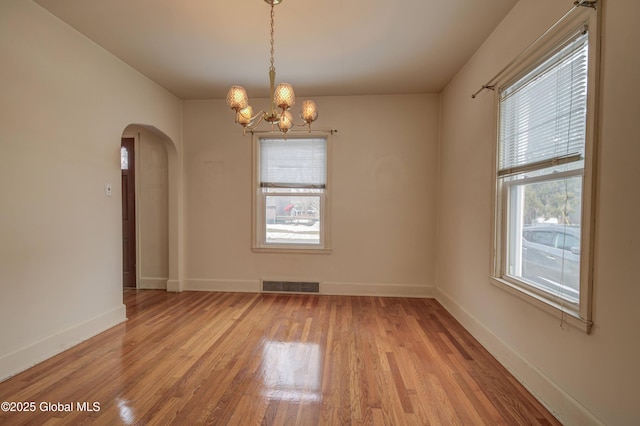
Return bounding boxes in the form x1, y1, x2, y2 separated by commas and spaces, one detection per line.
226, 0, 318, 135
237, 106, 253, 125
278, 110, 294, 132
301, 100, 318, 123
227, 86, 249, 111
274, 83, 295, 110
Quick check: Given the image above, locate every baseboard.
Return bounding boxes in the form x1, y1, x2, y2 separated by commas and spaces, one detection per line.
183, 279, 434, 298
0, 304, 127, 383
321, 281, 435, 298
184, 279, 261, 293
138, 277, 168, 290
182, 278, 434, 298
434, 287, 603, 426
166, 279, 182, 292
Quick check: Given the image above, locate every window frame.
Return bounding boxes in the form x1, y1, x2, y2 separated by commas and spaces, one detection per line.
252, 132, 332, 254
490, 7, 600, 333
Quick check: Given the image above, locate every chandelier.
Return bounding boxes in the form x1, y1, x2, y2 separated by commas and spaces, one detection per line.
226, 0, 318, 135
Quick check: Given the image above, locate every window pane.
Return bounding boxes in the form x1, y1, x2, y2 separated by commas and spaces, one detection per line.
506, 175, 582, 303
265, 195, 321, 245
121, 146, 129, 170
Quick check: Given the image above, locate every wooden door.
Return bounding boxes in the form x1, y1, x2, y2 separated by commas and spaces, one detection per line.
121, 138, 136, 288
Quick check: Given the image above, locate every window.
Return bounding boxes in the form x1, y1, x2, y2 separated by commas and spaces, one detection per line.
121, 146, 129, 170
253, 134, 330, 252
491, 10, 598, 332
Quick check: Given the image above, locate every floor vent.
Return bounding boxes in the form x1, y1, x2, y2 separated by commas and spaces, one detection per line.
262, 280, 320, 293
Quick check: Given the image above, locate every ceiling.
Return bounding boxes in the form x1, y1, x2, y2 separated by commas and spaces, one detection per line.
33, 0, 518, 100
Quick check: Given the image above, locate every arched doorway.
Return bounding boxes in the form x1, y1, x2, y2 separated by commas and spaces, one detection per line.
121, 124, 181, 291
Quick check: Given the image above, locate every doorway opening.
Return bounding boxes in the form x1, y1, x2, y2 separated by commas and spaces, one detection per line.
121, 137, 136, 288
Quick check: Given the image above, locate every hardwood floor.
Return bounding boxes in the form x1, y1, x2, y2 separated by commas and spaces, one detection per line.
0, 290, 560, 425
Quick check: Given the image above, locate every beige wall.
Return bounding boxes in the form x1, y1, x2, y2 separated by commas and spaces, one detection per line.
437, 0, 640, 424
182, 95, 439, 295
0, 0, 182, 380
132, 127, 170, 289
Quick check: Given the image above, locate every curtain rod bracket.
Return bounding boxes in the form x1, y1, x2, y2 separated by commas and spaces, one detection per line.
471, 85, 495, 99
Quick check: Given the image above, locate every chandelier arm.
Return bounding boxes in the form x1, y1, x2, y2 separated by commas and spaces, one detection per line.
292, 121, 314, 133
244, 111, 268, 130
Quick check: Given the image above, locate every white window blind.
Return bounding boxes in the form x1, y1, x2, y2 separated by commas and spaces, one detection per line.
260, 138, 327, 188
499, 30, 588, 177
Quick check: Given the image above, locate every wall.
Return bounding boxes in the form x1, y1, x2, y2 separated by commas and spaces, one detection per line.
182, 95, 439, 296
133, 127, 170, 289
437, 0, 640, 424
0, 0, 182, 380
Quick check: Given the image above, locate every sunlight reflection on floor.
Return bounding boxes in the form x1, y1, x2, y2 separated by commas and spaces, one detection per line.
260, 340, 322, 402
117, 398, 135, 425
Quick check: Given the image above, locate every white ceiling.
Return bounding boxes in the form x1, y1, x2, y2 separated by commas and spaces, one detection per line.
33, 0, 518, 100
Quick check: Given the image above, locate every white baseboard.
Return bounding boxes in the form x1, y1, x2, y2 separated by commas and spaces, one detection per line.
138, 277, 168, 290
0, 304, 126, 382
434, 287, 603, 426
183, 278, 434, 298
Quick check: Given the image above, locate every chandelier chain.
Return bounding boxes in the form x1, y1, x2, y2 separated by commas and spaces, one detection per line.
269, 2, 275, 72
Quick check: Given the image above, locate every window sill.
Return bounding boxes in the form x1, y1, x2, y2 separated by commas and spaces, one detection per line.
489, 277, 592, 334
252, 246, 332, 255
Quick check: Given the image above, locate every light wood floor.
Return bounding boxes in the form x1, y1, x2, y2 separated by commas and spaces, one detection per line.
0, 290, 560, 425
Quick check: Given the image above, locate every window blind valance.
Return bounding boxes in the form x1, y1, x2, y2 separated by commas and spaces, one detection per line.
499, 30, 588, 176
259, 138, 327, 188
